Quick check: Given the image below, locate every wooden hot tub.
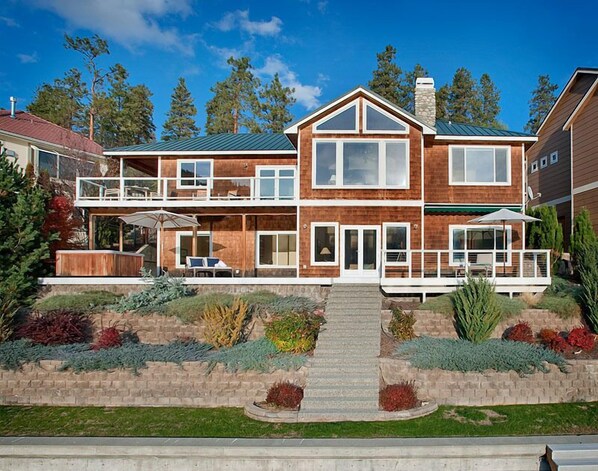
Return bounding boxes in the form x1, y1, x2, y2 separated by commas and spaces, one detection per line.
56, 250, 144, 277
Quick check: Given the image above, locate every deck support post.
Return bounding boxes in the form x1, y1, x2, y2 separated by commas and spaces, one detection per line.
242, 214, 247, 277
192, 215, 198, 257
119, 221, 124, 252
88, 215, 95, 250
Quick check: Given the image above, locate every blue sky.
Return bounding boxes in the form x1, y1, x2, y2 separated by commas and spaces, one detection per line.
0, 0, 596, 138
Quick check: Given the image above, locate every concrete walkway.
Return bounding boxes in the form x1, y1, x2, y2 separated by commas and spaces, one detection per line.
1, 436, 597, 470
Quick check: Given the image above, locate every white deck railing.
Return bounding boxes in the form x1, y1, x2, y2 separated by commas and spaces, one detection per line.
76, 176, 297, 203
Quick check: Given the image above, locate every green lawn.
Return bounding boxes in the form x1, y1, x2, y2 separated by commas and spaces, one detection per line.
1, 403, 597, 438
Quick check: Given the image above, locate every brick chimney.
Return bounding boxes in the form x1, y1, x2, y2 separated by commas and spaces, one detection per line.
414, 77, 436, 127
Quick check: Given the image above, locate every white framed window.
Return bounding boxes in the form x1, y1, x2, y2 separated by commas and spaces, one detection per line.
256, 166, 296, 200
449, 146, 510, 185
312, 100, 358, 134
311, 223, 339, 266
550, 151, 558, 164
256, 231, 297, 268
540, 156, 548, 169
383, 223, 410, 266
175, 231, 211, 268
363, 102, 408, 133
313, 138, 409, 188
34, 147, 93, 181
530, 160, 538, 173
449, 225, 512, 266
177, 159, 213, 189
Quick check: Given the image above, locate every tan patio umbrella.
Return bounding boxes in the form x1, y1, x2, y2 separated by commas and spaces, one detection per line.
469, 208, 540, 275
120, 210, 200, 275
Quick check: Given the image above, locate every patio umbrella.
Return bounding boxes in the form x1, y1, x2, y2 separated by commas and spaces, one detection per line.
469, 208, 540, 275
120, 210, 200, 275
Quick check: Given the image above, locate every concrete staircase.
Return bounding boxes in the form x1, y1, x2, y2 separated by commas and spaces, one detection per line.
298, 283, 382, 422
547, 443, 598, 470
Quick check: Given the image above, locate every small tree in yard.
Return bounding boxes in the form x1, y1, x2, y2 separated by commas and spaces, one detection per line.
526, 206, 564, 269
571, 208, 597, 264
578, 240, 598, 333
453, 276, 501, 343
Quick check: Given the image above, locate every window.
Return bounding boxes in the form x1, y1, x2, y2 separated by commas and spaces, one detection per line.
313, 101, 358, 133
257, 232, 297, 267
383, 223, 409, 265
313, 139, 409, 188
530, 161, 538, 173
38, 150, 58, 178
449, 225, 511, 265
449, 146, 510, 185
363, 103, 408, 133
540, 156, 548, 169
257, 167, 295, 200
550, 151, 558, 164
177, 160, 213, 188
176, 231, 211, 268
311, 223, 338, 265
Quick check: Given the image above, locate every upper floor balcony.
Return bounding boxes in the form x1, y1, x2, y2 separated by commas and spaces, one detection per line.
75, 173, 298, 208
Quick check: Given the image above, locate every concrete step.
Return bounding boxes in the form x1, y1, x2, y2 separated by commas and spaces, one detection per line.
547, 444, 598, 471
308, 365, 378, 375
297, 410, 381, 422
301, 397, 379, 411
550, 459, 598, 470
303, 386, 377, 399
306, 375, 378, 387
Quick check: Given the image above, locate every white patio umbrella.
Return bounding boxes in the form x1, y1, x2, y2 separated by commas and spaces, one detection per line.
120, 210, 200, 275
469, 208, 540, 275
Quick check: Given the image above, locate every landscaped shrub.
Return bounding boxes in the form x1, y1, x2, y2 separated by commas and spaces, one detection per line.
265, 312, 324, 353
536, 295, 581, 320
263, 295, 320, 316
419, 292, 524, 319
419, 293, 454, 316
570, 208, 597, 264
265, 381, 304, 409
16, 310, 93, 345
453, 277, 502, 343
0, 340, 88, 370
379, 382, 419, 412
567, 327, 595, 351
92, 327, 123, 350
35, 291, 122, 313
208, 338, 306, 373
504, 322, 534, 344
203, 298, 249, 349
494, 295, 526, 319
115, 268, 192, 313
388, 307, 415, 341
0, 298, 18, 343
577, 241, 598, 333
165, 293, 235, 323
395, 337, 569, 375
538, 329, 571, 353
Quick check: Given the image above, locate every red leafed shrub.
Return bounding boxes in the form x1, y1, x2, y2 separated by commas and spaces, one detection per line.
537, 328, 570, 352
93, 327, 122, 350
538, 328, 559, 344
265, 382, 304, 409
379, 382, 420, 412
567, 327, 596, 351
17, 310, 92, 345
42, 195, 81, 258
504, 322, 534, 343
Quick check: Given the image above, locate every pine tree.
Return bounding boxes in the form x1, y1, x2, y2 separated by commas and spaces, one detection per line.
205, 57, 261, 134
474, 73, 502, 127
571, 208, 597, 262
526, 206, 564, 268
525, 74, 559, 134
124, 84, 155, 145
162, 78, 200, 141
368, 45, 402, 105
398, 64, 428, 113
446, 67, 479, 123
259, 74, 296, 133
436, 84, 450, 120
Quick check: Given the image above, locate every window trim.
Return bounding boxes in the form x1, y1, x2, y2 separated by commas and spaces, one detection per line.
448, 224, 512, 267
550, 151, 559, 164
175, 230, 212, 269
530, 160, 539, 173
176, 159, 214, 190
255, 165, 297, 200
312, 100, 359, 134
256, 231, 298, 268
540, 156, 548, 169
448, 145, 511, 186
382, 222, 410, 267
312, 138, 410, 189
310, 222, 339, 266
362, 101, 409, 134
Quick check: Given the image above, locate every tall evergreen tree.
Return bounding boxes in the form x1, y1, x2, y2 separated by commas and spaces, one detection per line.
398, 64, 428, 113
259, 73, 296, 133
27, 69, 87, 132
124, 84, 155, 145
436, 84, 450, 120
368, 45, 402, 105
525, 74, 559, 134
162, 78, 200, 141
571, 208, 597, 262
446, 67, 479, 123
205, 57, 261, 134
474, 73, 502, 127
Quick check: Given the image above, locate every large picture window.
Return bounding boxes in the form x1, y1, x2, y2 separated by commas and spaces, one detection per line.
449, 225, 511, 265
256, 167, 295, 200
177, 160, 213, 188
313, 139, 409, 188
257, 232, 297, 267
383, 223, 409, 265
311, 223, 338, 265
449, 146, 510, 185
176, 231, 211, 268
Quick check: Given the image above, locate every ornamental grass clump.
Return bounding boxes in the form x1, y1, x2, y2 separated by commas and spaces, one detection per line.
379, 382, 419, 412
203, 298, 249, 349
16, 310, 93, 345
92, 327, 123, 350
265, 381, 304, 409
265, 312, 324, 353
453, 276, 502, 343
388, 307, 415, 341
35, 291, 122, 313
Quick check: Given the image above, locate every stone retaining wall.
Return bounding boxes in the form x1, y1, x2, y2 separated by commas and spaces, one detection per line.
380, 358, 598, 406
382, 309, 585, 339
0, 361, 306, 407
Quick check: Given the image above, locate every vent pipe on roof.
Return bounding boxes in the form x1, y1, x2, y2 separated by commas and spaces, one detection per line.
9, 96, 16, 118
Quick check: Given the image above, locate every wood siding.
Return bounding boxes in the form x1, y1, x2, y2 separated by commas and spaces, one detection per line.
572, 88, 598, 188
574, 189, 598, 234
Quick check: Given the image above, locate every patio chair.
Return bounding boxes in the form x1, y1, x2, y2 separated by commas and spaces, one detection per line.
192, 188, 208, 200
186, 256, 206, 277
102, 188, 120, 199
469, 253, 493, 276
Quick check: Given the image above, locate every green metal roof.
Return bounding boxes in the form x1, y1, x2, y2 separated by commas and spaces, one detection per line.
434, 119, 534, 138
106, 133, 296, 153
425, 205, 522, 214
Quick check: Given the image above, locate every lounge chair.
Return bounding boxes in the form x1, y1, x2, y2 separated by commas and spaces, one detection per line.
185, 256, 234, 277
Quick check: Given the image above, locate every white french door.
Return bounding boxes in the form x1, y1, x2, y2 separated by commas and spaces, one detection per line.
340, 225, 380, 277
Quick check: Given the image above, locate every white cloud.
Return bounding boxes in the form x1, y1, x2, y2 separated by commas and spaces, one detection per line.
17, 52, 39, 64
214, 10, 282, 36
317, 1, 328, 13
32, 0, 196, 55
0, 16, 19, 27
257, 55, 322, 110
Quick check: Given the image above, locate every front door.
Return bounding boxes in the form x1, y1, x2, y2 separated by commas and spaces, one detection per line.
340, 225, 380, 277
